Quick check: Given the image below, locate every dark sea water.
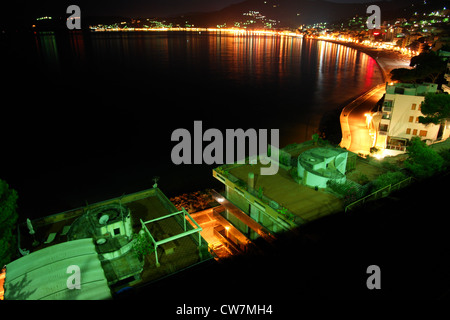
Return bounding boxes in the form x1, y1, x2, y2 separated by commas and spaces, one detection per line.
0, 31, 383, 219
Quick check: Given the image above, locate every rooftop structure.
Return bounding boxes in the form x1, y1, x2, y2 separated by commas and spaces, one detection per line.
12, 187, 212, 299
385, 82, 438, 96
297, 147, 348, 188
3, 239, 111, 300
213, 141, 351, 239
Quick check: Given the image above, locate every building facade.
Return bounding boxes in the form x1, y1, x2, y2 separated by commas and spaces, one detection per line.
443, 60, 450, 94
374, 82, 447, 156
213, 142, 347, 241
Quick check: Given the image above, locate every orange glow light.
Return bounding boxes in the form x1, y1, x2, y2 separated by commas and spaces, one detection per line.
0, 267, 5, 300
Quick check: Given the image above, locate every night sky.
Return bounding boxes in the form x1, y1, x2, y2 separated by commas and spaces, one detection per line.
73, 0, 377, 17
3, 0, 378, 21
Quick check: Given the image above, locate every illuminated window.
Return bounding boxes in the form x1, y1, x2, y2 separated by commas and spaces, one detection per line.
413, 129, 418, 135
409, 116, 414, 122
419, 130, 427, 137
406, 128, 411, 134
411, 103, 417, 110
415, 117, 420, 123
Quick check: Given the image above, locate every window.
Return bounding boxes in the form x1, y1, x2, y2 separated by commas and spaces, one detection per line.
415, 117, 420, 123
419, 130, 427, 137
411, 103, 416, 110
114, 227, 121, 236
418, 104, 421, 111
383, 100, 393, 111
395, 87, 405, 94
406, 128, 411, 134
384, 100, 393, 107
379, 124, 389, 132
408, 116, 414, 123
412, 129, 418, 135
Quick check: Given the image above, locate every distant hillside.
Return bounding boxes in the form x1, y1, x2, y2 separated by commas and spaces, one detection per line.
173, 0, 431, 29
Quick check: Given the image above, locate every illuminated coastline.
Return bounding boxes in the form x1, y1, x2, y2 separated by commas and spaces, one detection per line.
90, 26, 302, 38
313, 34, 419, 57
89, 26, 418, 59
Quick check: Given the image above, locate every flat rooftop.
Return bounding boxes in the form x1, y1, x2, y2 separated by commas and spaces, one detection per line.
227, 163, 344, 222
17, 188, 212, 292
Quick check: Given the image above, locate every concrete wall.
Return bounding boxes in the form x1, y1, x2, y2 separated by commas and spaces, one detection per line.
225, 186, 288, 237
387, 93, 440, 142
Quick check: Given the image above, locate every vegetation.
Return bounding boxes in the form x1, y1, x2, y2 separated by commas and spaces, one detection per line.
409, 51, 448, 84
390, 68, 422, 84
354, 173, 370, 185
277, 207, 295, 222
327, 180, 363, 205
133, 232, 154, 261
404, 137, 444, 179
372, 171, 407, 190
257, 187, 263, 199
438, 148, 450, 171
390, 51, 447, 83
312, 133, 319, 145
418, 93, 450, 125
279, 152, 291, 167
0, 179, 19, 266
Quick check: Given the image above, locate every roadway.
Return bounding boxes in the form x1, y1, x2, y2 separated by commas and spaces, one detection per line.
336, 45, 411, 155
340, 84, 386, 155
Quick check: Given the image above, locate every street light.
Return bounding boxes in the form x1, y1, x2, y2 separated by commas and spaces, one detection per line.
364, 113, 373, 129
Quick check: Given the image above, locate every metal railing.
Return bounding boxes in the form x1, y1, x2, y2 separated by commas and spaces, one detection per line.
344, 176, 413, 212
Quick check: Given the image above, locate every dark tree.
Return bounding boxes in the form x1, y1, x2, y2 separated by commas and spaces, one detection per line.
419, 93, 450, 125
390, 68, 420, 83
409, 51, 448, 83
390, 51, 447, 84
404, 137, 444, 179
0, 179, 19, 266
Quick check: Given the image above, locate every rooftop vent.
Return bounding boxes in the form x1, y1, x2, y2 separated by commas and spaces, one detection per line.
99, 215, 109, 225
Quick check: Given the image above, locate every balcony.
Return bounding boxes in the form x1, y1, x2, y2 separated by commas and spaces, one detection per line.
386, 144, 406, 151
386, 137, 407, 152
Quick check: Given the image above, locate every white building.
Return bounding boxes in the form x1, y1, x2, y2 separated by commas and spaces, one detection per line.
442, 61, 450, 94
297, 147, 348, 189
374, 82, 449, 156
439, 50, 450, 94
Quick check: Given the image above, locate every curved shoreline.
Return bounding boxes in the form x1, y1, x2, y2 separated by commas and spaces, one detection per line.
306, 38, 409, 152
308, 37, 412, 84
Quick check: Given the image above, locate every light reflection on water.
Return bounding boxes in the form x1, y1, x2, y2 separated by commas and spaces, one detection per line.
29, 31, 383, 148
10, 31, 384, 214
33, 32, 382, 131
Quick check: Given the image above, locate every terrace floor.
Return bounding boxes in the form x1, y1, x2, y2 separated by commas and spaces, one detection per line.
228, 163, 344, 222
